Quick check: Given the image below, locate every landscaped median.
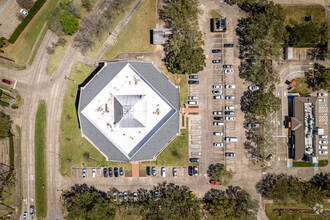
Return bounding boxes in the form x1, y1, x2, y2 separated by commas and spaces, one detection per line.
35, 101, 47, 218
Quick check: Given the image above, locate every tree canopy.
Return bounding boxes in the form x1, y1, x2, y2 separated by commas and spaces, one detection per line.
207, 163, 233, 186
0, 112, 12, 138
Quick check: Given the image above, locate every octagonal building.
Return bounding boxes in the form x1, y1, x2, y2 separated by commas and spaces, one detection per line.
78, 61, 180, 162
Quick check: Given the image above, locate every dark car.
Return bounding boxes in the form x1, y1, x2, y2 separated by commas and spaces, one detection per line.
246, 58, 257, 63
224, 44, 234, 47
189, 158, 200, 163
223, 65, 233, 68
154, 191, 159, 201
225, 152, 235, 157
108, 167, 113, 177
29, 205, 35, 216
103, 168, 108, 177
212, 49, 221, 53
114, 167, 119, 177
146, 166, 151, 176
212, 59, 221, 63
188, 166, 193, 176
152, 166, 156, 176
189, 75, 198, 79
188, 80, 199, 85
119, 167, 124, 176
2, 79, 11, 85
214, 117, 223, 120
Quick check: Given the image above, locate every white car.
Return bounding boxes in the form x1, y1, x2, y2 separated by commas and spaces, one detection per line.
319, 140, 328, 144
248, 85, 260, 91
213, 111, 223, 115
213, 85, 222, 89
20, 9, 28, 16
213, 142, 223, 147
225, 137, 238, 142
214, 95, 223, 99
318, 92, 328, 97
320, 135, 328, 139
225, 96, 235, 100
225, 84, 235, 89
224, 69, 234, 74
319, 145, 328, 150
213, 122, 224, 126
225, 105, 234, 110
225, 116, 235, 120
161, 167, 166, 177
213, 132, 223, 136
212, 90, 222, 94
188, 96, 198, 100
92, 168, 96, 177
188, 101, 198, 105
319, 150, 328, 155
319, 98, 325, 102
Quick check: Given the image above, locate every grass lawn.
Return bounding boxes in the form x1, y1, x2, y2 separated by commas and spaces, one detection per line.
292, 161, 314, 167
28, 26, 48, 66
14, 94, 22, 108
2, 0, 58, 64
48, 35, 72, 75
60, 63, 131, 177
16, 125, 22, 218
319, 160, 328, 167
35, 101, 47, 218
103, 0, 156, 60
283, 5, 326, 26
86, 0, 136, 57
266, 203, 330, 220
210, 10, 222, 18
291, 78, 312, 96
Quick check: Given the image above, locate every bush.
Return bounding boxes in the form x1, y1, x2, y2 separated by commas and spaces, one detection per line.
0, 100, 9, 107
8, 0, 47, 43
81, 0, 92, 11
60, 11, 79, 35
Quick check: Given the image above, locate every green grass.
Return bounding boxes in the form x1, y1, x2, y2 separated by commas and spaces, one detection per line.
14, 94, 22, 108
292, 161, 314, 167
86, 0, 136, 57
35, 101, 47, 218
0, 60, 26, 70
16, 125, 22, 219
283, 5, 326, 26
318, 160, 328, 167
211, 10, 222, 18
266, 203, 330, 220
48, 35, 72, 75
2, 0, 58, 64
28, 25, 48, 66
103, 0, 156, 59
60, 63, 131, 177
291, 78, 312, 95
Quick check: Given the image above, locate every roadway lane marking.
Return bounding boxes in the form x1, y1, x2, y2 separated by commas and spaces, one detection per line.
13, 80, 17, 89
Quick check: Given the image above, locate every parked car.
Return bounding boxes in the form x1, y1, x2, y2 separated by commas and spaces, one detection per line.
210, 180, 219, 185
225, 116, 235, 121
212, 90, 222, 94
320, 135, 328, 139
225, 105, 234, 110
29, 205, 35, 216
317, 92, 328, 97
319, 98, 326, 102
213, 95, 223, 99
188, 96, 198, 100
23, 212, 28, 220
146, 166, 151, 176
113, 192, 117, 202
189, 75, 198, 79
319, 140, 328, 144
248, 85, 260, 91
188, 166, 193, 176
20, 9, 28, 16
103, 168, 108, 177
213, 121, 224, 126
152, 167, 156, 176
161, 167, 166, 177
108, 167, 113, 177
225, 137, 238, 142
213, 132, 223, 136
225, 111, 234, 115
213, 142, 223, 147
212, 49, 221, 53
154, 191, 159, 201
223, 65, 233, 68
82, 168, 86, 178
224, 69, 234, 74
189, 158, 200, 163
188, 80, 199, 85
193, 166, 198, 176
123, 192, 128, 202
173, 167, 177, 177
225, 152, 235, 157
319, 150, 328, 155
119, 167, 124, 176
133, 192, 138, 202
225, 96, 235, 100
212, 59, 222, 63
92, 168, 96, 177
224, 44, 234, 47
114, 167, 119, 177
188, 101, 198, 105
214, 117, 223, 120
246, 58, 257, 63
247, 123, 260, 128
213, 111, 223, 115
213, 85, 223, 89
319, 145, 328, 150
2, 79, 11, 85
225, 84, 235, 89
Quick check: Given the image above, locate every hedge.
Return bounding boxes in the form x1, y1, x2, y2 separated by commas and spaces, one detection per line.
0, 100, 9, 107
8, 0, 47, 43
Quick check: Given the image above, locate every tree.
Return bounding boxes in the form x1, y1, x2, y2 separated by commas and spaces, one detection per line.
60, 11, 79, 35
81, 0, 92, 11
319, 69, 330, 91
16, 0, 34, 9
249, 85, 281, 116
207, 163, 233, 186
0, 112, 12, 138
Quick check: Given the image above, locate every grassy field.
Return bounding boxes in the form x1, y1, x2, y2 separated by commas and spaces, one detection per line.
319, 160, 328, 167
2, 0, 58, 64
292, 161, 314, 167
16, 125, 22, 218
291, 78, 312, 95
60, 63, 131, 177
28, 26, 48, 66
103, 0, 156, 60
210, 10, 222, 18
14, 94, 22, 108
283, 5, 326, 26
48, 35, 71, 75
266, 203, 330, 220
35, 101, 47, 218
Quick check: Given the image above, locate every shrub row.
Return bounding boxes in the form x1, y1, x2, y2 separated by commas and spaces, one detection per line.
8, 0, 47, 43
0, 100, 9, 107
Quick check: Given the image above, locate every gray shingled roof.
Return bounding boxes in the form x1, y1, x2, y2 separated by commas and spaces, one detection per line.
78, 61, 180, 162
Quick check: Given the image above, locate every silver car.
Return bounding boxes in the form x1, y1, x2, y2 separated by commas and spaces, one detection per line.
225, 96, 235, 100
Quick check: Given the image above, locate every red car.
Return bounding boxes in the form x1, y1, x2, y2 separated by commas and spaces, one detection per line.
2, 79, 11, 85
210, 180, 219, 185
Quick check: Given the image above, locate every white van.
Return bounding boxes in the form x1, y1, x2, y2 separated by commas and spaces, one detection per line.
225, 137, 238, 142
188, 101, 198, 105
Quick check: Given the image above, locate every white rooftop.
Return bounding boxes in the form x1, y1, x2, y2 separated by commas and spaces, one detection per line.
81, 64, 172, 157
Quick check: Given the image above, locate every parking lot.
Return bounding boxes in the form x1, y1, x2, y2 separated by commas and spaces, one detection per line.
0, 0, 24, 38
